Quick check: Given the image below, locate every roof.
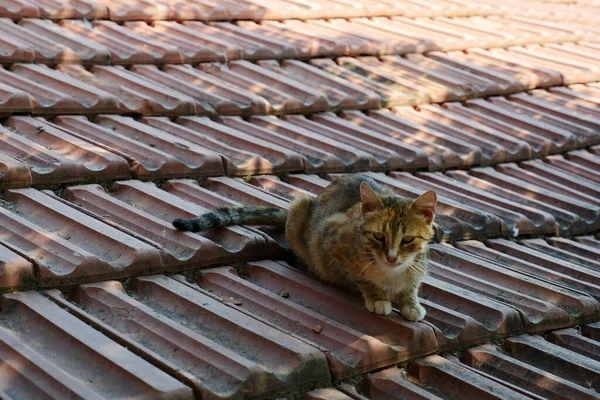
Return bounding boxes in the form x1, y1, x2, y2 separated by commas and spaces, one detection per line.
0, 0, 599, 399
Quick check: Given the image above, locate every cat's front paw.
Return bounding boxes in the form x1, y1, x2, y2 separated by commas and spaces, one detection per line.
400, 303, 426, 322
365, 299, 392, 316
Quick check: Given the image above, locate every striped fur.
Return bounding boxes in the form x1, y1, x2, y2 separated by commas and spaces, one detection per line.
173, 206, 288, 232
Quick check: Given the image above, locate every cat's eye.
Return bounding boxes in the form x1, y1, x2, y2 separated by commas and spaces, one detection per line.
372, 232, 385, 241
402, 236, 415, 245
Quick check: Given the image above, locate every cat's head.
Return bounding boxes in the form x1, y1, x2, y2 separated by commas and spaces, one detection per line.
359, 182, 437, 270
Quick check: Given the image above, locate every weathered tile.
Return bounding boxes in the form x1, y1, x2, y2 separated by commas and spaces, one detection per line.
548, 328, 600, 362
341, 110, 479, 170
57, 64, 196, 116
209, 22, 298, 60
9, 63, 120, 114
525, 237, 600, 270
0, 18, 34, 63
393, 105, 532, 165
363, 368, 441, 399
163, 177, 288, 254
465, 166, 600, 234
463, 343, 599, 399
201, 60, 331, 114
133, 64, 269, 116
1, 116, 130, 186
300, 387, 356, 400
419, 275, 524, 350
0, 18, 70, 64
430, 244, 600, 331
500, 162, 600, 209
463, 98, 578, 154
411, 172, 557, 236
257, 59, 381, 111
24, 0, 107, 19
0, 290, 194, 399
80, 274, 331, 396
441, 48, 563, 89
446, 170, 587, 236
62, 181, 269, 272
0, 78, 33, 116
93, 115, 224, 177
60, 20, 181, 65
169, 116, 305, 175
125, 20, 238, 63
458, 239, 600, 302
0, 244, 34, 290
505, 335, 600, 391
310, 58, 429, 107
544, 152, 600, 185
55, 115, 224, 180
283, 114, 410, 171
92, 0, 171, 21
440, 102, 557, 158
305, 112, 430, 171
0, 151, 31, 189
410, 355, 528, 398
0, 0, 39, 19
0, 188, 163, 286
222, 116, 374, 173
19, 19, 110, 65
199, 261, 438, 379
507, 92, 600, 146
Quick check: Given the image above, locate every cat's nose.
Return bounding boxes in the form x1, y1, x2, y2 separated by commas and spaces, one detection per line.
386, 255, 398, 263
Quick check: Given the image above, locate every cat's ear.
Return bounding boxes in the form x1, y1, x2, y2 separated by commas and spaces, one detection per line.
410, 190, 437, 223
360, 182, 384, 214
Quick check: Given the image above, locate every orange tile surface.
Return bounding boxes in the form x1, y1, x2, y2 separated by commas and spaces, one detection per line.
0, 0, 600, 398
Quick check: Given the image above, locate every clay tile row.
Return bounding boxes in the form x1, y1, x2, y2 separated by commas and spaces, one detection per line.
437, 44, 600, 87
1, 17, 590, 66
58, 275, 331, 398
0, 176, 294, 285
0, 0, 505, 21
364, 334, 600, 399
448, 155, 600, 236
0, 290, 194, 399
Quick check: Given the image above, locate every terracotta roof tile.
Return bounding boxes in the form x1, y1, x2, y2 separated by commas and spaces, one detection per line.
19, 19, 111, 65
0, 18, 34, 63
29, 0, 107, 19
62, 275, 331, 397
201, 60, 332, 114
300, 387, 358, 400
61, 181, 272, 271
60, 20, 182, 65
7, 64, 120, 114
199, 261, 438, 379
257, 59, 381, 111
58, 65, 197, 115
54, 115, 223, 179
463, 342, 599, 399
431, 243, 599, 331
506, 334, 600, 391
433, 49, 563, 89
162, 178, 287, 254
363, 368, 443, 399
1, 116, 131, 186
222, 116, 374, 173
0, 188, 163, 286
410, 354, 531, 398
0, 151, 31, 189
0, 243, 33, 289
548, 328, 600, 361
457, 165, 600, 234
405, 172, 557, 236
0, 290, 194, 399
392, 104, 531, 165
0, 0, 39, 19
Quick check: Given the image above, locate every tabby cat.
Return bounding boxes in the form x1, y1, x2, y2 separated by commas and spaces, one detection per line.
173, 175, 437, 321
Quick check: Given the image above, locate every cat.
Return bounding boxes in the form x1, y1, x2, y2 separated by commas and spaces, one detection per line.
173, 175, 437, 321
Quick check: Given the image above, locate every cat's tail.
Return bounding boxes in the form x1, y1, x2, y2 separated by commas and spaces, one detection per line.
172, 206, 288, 232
